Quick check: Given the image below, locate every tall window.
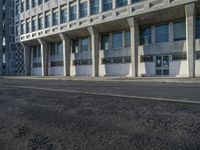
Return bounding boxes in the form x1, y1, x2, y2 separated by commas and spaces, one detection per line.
21, 1, 25, 12
140, 27, 152, 45
91, 0, 99, 15
32, 19, 37, 31
103, 0, 112, 12
125, 31, 130, 47
26, 21, 30, 33
21, 23, 25, 34
70, 5, 77, 21
52, 11, 58, 26
81, 38, 89, 51
26, 0, 30, 10
116, 0, 127, 8
60, 8, 67, 23
196, 18, 200, 39
32, 0, 36, 8
45, 12, 51, 28
72, 39, 79, 53
132, 0, 141, 3
80, 2, 88, 18
33, 46, 41, 57
51, 43, 63, 56
16, 3, 20, 15
101, 34, 110, 50
38, 0, 42, 5
156, 24, 169, 43
38, 16, 43, 30
16, 25, 20, 36
174, 21, 186, 41
112, 32, 122, 49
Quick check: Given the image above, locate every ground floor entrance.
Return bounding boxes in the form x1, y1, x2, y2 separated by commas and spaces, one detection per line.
156, 55, 170, 76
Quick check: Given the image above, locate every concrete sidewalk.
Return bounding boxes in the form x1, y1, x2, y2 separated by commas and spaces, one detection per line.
1, 76, 200, 83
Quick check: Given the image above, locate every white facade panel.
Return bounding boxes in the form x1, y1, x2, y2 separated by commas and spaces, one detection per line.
138, 62, 155, 77
99, 64, 131, 76
169, 61, 187, 77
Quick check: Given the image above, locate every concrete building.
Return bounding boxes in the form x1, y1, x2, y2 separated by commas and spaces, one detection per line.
15, 0, 200, 77
0, 0, 16, 75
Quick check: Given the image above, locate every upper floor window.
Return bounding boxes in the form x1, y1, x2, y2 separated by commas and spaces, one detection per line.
38, 0, 43, 5
16, 4, 19, 15
26, 21, 31, 33
45, 12, 51, 28
103, 0, 112, 12
80, 2, 88, 18
116, 0, 127, 8
38, 16, 43, 30
32, 0, 36, 8
112, 32, 122, 49
132, 0, 141, 4
70, 5, 77, 21
21, 1, 25, 12
156, 24, 169, 43
21, 23, 25, 34
60, 8, 67, 23
16, 25, 20, 36
32, 19, 37, 31
140, 27, 152, 45
196, 18, 200, 39
26, 0, 30, 10
91, 0, 99, 15
174, 21, 186, 41
52, 11, 59, 26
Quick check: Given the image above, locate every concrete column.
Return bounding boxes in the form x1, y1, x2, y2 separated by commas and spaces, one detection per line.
37, 39, 48, 76
22, 43, 31, 76
185, 3, 195, 77
59, 34, 71, 76
88, 26, 99, 77
127, 17, 139, 77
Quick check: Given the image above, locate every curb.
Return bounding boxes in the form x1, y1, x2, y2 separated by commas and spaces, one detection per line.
1, 76, 200, 83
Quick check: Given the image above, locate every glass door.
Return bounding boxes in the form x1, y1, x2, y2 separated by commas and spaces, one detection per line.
156, 55, 169, 76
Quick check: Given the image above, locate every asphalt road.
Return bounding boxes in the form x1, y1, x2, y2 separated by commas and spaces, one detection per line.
0, 79, 200, 150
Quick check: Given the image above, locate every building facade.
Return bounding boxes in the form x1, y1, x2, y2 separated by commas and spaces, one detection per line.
15, 0, 200, 77
0, 0, 16, 75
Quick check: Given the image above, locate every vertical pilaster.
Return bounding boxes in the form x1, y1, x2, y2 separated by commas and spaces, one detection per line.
77, 0, 80, 19
59, 34, 71, 76
37, 39, 48, 76
22, 43, 31, 76
113, 0, 116, 9
88, 26, 99, 77
127, 17, 139, 77
99, 0, 102, 13
67, 1, 70, 22
87, 0, 90, 16
185, 3, 195, 77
